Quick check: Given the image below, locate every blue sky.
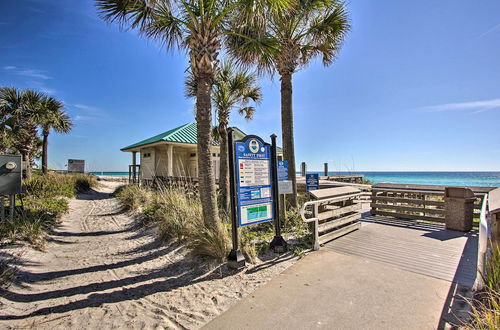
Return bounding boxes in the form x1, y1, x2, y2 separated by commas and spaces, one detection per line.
1, 0, 499, 172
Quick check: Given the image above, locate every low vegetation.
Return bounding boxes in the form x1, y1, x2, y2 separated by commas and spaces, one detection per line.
115, 185, 312, 264
0, 172, 98, 250
462, 245, 500, 329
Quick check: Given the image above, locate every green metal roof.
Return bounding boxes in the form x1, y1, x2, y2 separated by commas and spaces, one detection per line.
121, 122, 249, 151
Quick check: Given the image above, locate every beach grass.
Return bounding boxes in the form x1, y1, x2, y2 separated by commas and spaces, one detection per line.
461, 245, 500, 329
115, 184, 312, 264
1, 172, 97, 249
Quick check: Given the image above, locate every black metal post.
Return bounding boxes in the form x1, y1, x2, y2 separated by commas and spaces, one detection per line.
227, 128, 246, 269
269, 134, 287, 253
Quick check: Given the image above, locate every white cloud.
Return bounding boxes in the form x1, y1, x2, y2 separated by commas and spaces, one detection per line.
418, 98, 500, 114
18, 69, 50, 80
3, 66, 51, 79
74, 104, 101, 112
480, 23, 500, 38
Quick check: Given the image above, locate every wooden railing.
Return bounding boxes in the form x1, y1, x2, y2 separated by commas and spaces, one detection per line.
371, 183, 494, 223
300, 187, 369, 250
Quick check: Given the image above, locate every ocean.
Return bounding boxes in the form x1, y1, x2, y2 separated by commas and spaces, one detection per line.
91, 171, 500, 187
306, 171, 500, 187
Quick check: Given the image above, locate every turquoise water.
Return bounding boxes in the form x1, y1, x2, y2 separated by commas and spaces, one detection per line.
306, 171, 500, 187
92, 171, 500, 187
90, 171, 130, 177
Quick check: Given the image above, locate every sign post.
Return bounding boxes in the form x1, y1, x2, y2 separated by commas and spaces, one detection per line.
227, 128, 246, 269
269, 134, 287, 253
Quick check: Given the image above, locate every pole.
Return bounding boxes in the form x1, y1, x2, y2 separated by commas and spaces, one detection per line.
1, 196, 5, 222
132, 151, 137, 184
269, 134, 287, 253
324, 162, 328, 177
227, 128, 245, 269
9, 194, 15, 220
301, 162, 306, 176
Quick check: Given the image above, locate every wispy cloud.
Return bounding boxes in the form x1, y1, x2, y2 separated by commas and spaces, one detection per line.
3, 66, 51, 79
3, 66, 56, 95
74, 104, 101, 112
480, 23, 500, 38
418, 98, 500, 114
71, 104, 109, 123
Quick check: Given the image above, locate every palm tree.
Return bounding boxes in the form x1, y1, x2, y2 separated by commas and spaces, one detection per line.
95, 0, 288, 230
39, 96, 73, 174
186, 60, 262, 211
0, 87, 46, 179
227, 0, 350, 207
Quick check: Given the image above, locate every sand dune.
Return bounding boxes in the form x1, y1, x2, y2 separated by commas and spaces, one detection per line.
0, 181, 297, 329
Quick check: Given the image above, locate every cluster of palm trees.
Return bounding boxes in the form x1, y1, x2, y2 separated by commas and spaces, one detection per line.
0, 87, 72, 179
95, 0, 350, 230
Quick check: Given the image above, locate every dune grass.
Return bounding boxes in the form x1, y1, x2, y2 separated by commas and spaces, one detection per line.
1, 172, 97, 249
115, 184, 312, 264
461, 245, 500, 329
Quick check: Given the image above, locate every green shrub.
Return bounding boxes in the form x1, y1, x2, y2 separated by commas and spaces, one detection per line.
0, 210, 55, 250
23, 172, 98, 198
24, 198, 69, 217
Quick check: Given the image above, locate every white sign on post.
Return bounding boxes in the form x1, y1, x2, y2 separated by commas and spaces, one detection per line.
278, 180, 293, 195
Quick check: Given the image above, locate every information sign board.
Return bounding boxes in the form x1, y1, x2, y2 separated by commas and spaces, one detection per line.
277, 161, 288, 181
306, 173, 319, 192
278, 180, 293, 194
235, 138, 274, 226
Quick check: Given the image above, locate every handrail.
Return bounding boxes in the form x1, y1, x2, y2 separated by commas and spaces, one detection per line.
300, 192, 368, 223
477, 194, 490, 287
300, 192, 370, 250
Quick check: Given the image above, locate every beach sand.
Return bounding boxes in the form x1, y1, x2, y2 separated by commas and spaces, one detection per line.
0, 181, 297, 329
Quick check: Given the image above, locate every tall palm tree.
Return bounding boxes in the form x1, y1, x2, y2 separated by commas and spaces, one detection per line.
95, 0, 288, 230
0, 87, 46, 179
227, 0, 350, 207
186, 60, 262, 211
39, 96, 73, 174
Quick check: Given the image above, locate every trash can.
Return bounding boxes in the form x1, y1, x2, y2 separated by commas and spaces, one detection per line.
444, 187, 475, 232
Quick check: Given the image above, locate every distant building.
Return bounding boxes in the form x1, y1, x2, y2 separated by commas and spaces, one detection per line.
121, 122, 280, 182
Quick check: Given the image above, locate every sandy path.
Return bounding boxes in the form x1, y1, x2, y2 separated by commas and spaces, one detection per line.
0, 182, 296, 329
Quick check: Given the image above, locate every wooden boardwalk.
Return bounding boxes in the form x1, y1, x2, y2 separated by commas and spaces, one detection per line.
323, 214, 478, 287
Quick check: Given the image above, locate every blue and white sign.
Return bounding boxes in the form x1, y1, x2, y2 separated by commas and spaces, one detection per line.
277, 161, 288, 181
235, 138, 274, 226
306, 173, 319, 192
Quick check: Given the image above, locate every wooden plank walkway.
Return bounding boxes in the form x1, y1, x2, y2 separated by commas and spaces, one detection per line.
323, 214, 478, 287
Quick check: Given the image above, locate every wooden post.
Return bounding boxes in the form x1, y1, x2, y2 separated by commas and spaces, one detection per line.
132, 151, 137, 184
301, 162, 306, 176
324, 163, 328, 177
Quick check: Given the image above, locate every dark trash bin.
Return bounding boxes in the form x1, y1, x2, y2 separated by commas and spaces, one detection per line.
444, 187, 475, 232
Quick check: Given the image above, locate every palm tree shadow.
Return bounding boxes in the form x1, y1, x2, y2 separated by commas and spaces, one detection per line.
0, 256, 231, 320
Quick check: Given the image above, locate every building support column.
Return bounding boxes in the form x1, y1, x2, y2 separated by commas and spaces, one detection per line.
167, 145, 173, 177
132, 151, 137, 184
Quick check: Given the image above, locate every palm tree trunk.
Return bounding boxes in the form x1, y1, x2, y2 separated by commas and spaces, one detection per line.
218, 121, 230, 211
196, 75, 220, 230
280, 72, 298, 208
42, 131, 49, 174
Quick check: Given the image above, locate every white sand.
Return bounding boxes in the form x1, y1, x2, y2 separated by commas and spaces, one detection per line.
0, 181, 297, 329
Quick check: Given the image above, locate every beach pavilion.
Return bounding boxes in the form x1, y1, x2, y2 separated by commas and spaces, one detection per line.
121, 122, 280, 183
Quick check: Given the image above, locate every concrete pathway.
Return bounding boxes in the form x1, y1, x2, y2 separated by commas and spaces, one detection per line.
204, 219, 477, 330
